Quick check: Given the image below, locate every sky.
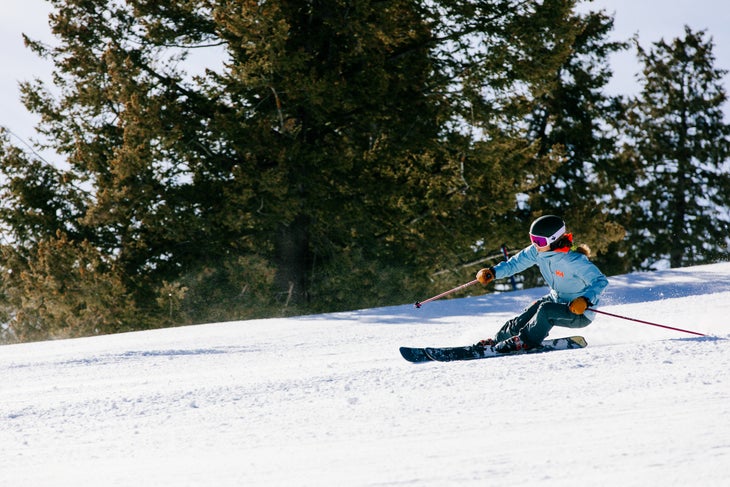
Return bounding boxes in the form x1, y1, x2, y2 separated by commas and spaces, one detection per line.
3, 0, 730, 149
584, 0, 730, 98
1, 0, 55, 146
2, 260, 729, 486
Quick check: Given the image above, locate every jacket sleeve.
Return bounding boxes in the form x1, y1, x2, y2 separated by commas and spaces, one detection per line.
580, 261, 609, 305
492, 245, 538, 279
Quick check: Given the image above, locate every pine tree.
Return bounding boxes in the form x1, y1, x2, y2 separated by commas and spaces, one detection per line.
0, 0, 239, 338
401, 0, 603, 282
621, 27, 730, 269
0, 0, 620, 340
522, 9, 628, 268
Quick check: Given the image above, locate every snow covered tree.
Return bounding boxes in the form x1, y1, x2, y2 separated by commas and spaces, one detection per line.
620, 27, 730, 269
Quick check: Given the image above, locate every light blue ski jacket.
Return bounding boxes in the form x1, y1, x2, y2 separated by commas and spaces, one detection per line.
492, 245, 609, 319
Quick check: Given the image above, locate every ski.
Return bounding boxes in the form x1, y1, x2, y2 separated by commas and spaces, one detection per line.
399, 336, 587, 363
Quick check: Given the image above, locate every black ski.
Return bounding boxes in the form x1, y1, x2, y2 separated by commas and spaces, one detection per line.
400, 336, 587, 363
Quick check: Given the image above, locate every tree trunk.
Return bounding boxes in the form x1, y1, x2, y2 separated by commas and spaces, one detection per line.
273, 216, 310, 309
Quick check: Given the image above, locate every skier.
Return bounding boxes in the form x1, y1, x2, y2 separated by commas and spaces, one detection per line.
475, 215, 609, 353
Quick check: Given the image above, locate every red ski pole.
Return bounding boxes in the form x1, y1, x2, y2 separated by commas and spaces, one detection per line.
415, 279, 480, 308
588, 308, 706, 337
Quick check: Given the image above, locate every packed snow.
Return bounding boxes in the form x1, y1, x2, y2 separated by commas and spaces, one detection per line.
2, 262, 730, 486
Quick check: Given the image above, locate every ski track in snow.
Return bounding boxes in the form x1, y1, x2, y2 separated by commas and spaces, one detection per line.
2, 263, 730, 486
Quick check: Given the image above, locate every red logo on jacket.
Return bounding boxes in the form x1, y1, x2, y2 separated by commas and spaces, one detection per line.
556, 270, 564, 278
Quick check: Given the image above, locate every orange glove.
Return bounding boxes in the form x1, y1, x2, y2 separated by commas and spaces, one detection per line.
476, 268, 495, 285
569, 297, 590, 314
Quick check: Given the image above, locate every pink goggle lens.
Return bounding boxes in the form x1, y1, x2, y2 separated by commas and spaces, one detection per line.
529, 234, 549, 247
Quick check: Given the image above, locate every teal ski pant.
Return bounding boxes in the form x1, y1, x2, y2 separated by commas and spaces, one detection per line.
494, 296, 592, 347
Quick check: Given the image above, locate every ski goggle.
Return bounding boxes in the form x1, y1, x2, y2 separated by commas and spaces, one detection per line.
529, 224, 566, 248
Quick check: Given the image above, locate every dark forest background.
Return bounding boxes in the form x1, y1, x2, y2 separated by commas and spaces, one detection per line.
1, 0, 729, 342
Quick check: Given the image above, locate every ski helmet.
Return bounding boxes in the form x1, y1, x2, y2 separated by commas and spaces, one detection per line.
529, 215, 566, 247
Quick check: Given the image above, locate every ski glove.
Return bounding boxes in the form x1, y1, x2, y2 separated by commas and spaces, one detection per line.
568, 297, 590, 315
476, 267, 495, 285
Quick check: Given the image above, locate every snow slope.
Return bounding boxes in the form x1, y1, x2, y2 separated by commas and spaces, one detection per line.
2, 262, 730, 487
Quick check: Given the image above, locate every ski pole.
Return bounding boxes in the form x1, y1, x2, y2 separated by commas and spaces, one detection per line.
415, 279, 480, 308
500, 244, 517, 291
588, 308, 706, 337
